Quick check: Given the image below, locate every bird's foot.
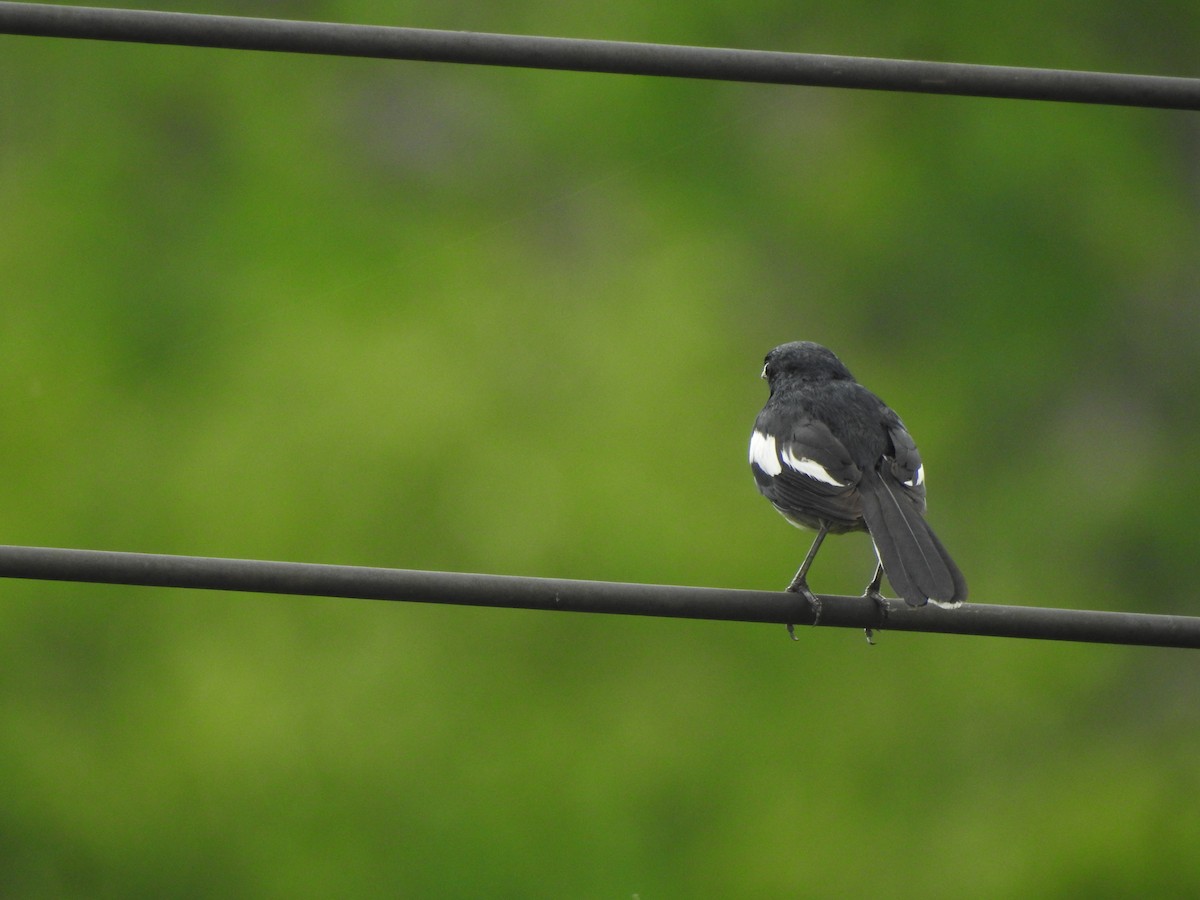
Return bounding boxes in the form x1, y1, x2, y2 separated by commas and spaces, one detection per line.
863, 587, 889, 646
785, 579, 822, 632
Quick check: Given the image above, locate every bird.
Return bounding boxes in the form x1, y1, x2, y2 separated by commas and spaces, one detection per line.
749, 341, 966, 633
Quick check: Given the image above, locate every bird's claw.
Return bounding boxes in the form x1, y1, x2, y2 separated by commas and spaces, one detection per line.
863, 588, 889, 646
785, 581, 822, 632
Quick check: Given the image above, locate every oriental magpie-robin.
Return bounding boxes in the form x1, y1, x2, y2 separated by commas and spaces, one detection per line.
750, 342, 966, 628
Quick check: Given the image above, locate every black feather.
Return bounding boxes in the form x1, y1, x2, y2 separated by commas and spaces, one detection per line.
859, 467, 964, 606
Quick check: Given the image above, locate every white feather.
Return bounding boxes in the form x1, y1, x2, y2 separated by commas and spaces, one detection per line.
927, 598, 963, 610
748, 430, 782, 476
780, 447, 847, 487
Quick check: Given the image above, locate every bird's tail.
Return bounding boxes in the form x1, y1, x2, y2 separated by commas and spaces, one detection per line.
859, 468, 967, 607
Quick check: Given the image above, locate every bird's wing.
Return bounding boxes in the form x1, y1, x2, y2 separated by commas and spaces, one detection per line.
750, 416, 863, 528
883, 418, 927, 514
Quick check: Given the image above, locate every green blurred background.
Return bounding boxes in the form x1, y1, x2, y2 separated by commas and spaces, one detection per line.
2, 1, 1199, 895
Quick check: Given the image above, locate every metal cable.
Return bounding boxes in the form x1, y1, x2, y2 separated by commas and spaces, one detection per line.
1, 545, 1197, 648
1, 2, 1198, 109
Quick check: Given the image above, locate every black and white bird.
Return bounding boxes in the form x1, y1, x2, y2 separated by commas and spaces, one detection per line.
750, 342, 966, 626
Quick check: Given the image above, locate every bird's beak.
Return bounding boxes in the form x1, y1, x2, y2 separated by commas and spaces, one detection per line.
760, 364, 768, 380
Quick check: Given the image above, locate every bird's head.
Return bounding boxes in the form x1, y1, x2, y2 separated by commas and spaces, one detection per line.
761, 341, 855, 388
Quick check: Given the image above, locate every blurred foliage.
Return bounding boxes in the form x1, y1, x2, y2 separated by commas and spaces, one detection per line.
2, 1, 1199, 896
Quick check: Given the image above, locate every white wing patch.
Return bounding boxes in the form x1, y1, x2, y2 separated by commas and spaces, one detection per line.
748, 430, 782, 476
780, 447, 847, 487
904, 464, 925, 488
751, 429, 850, 487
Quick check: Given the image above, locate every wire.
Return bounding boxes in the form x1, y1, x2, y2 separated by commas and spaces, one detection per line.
1, 2, 1198, 109
1, 545, 1197, 648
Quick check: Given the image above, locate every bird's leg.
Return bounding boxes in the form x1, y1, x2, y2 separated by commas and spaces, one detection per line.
785, 523, 829, 635
862, 562, 889, 645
